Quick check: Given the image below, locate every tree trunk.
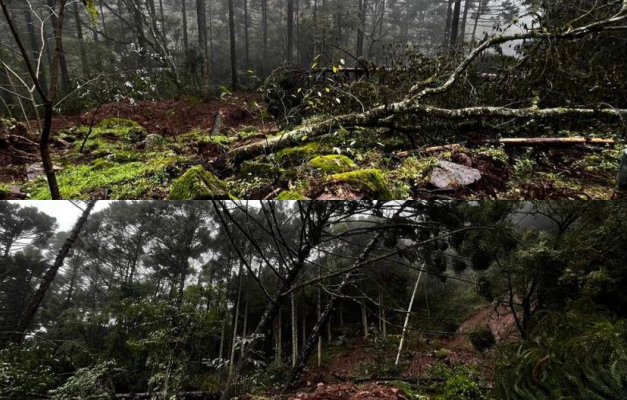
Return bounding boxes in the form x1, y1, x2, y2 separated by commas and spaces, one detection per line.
243, 0, 250, 70
450, 0, 462, 51
182, 0, 189, 52
262, 0, 268, 72
229, 262, 244, 376
73, 2, 88, 77
395, 265, 424, 365
443, 0, 454, 48
287, 0, 294, 62
11, 201, 96, 345
275, 308, 282, 364
228, 0, 238, 90
291, 292, 298, 367
240, 275, 250, 360
356, 0, 367, 57
317, 266, 322, 367
47, 0, 71, 94
23, 9, 49, 94
470, 0, 484, 49
196, 0, 209, 94
220, 244, 321, 400
284, 232, 384, 389
459, 0, 472, 51
361, 304, 368, 338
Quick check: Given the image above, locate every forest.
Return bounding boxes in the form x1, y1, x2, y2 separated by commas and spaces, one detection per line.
1, 200, 627, 400
0, 0, 626, 200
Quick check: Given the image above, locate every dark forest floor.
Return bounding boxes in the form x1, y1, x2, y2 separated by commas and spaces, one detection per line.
1, 94, 624, 200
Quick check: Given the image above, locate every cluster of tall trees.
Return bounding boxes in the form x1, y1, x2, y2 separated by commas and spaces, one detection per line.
1, 200, 626, 399
0, 0, 522, 106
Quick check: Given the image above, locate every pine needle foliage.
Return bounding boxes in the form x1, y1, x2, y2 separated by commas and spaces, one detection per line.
494, 309, 627, 400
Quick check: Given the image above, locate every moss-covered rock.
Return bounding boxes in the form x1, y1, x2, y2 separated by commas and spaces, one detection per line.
276, 190, 309, 200
240, 161, 280, 180
276, 142, 327, 166
325, 169, 394, 199
308, 155, 357, 174
168, 166, 232, 200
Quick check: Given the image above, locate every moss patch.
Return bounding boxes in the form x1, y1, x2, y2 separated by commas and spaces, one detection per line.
276, 190, 309, 200
276, 142, 328, 166
325, 169, 394, 199
26, 155, 184, 200
395, 156, 439, 185
75, 117, 146, 144
308, 155, 357, 174
240, 161, 280, 180
168, 166, 232, 200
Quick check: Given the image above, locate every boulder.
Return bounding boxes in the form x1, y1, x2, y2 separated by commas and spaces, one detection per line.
429, 160, 481, 190
168, 166, 232, 200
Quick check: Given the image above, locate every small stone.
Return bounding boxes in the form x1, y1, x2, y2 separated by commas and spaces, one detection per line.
429, 160, 481, 189
452, 152, 473, 167
145, 134, 165, 150
26, 164, 62, 181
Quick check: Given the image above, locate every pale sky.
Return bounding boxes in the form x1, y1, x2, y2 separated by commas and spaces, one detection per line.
9, 201, 112, 231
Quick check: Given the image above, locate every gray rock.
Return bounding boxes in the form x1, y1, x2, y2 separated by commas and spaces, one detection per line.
430, 160, 482, 190
145, 134, 165, 150
26, 164, 62, 181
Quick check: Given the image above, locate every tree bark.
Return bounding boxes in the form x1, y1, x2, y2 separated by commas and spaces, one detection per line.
450, 0, 462, 51
228, 262, 244, 376
284, 232, 384, 390
196, 0, 209, 94
23, 9, 49, 94
11, 201, 96, 345
291, 292, 298, 367
287, 0, 294, 62
228, 0, 238, 90
47, 0, 71, 94
459, 0, 472, 50
395, 266, 424, 365
182, 0, 189, 52
72, 2, 88, 76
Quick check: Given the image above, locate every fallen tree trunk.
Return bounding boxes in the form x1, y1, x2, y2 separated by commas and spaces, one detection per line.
228, 6, 627, 163
228, 104, 627, 161
393, 137, 618, 158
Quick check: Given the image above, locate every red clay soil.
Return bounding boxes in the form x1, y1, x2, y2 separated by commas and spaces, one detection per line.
47, 92, 272, 138
288, 383, 412, 400
444, 303, 518, 350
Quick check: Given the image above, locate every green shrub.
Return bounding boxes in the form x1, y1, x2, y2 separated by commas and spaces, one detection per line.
50, 360, 122, 400
469, 329, 496, 352
440, 376, 487, 400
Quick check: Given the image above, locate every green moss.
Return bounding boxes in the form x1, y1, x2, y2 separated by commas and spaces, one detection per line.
326, 169, 394, 199
308, 155, 357, 174
240, 161, 280, 180
97, 118, 142, 130
0, 183, 9, 198
237, 126, 264, 140
396, 156, 439, 184
435, 349, 452, 359
276, 190, 309, 200
26, 155, 185, 199
76, 118, 146, 143
276, 142, 327, 166
168, 166, 232, 200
